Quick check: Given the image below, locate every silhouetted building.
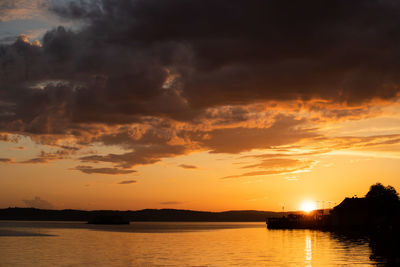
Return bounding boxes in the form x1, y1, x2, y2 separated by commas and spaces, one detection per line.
331, 196, 400, 229
331, 197, 369, 227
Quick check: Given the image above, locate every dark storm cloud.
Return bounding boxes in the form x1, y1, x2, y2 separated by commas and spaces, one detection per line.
2, 0, 400, 127
50, 0, 400, 106
0, 36, 18, 44
2, 0, 400, 126
2, 0, 400, 171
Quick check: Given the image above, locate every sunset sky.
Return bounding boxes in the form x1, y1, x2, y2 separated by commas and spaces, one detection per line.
1, 0, 400, 212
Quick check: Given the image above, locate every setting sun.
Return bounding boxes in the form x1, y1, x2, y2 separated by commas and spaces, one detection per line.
300, 201, 317, 212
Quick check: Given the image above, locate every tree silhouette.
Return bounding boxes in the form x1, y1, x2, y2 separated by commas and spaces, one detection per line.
365, 183, 400, 221
366, 183, 399, 202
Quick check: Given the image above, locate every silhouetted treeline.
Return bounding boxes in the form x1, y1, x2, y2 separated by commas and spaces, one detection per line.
0, 208, 282, 222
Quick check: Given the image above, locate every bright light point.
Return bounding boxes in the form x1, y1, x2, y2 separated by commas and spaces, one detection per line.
300, 201, 317, 212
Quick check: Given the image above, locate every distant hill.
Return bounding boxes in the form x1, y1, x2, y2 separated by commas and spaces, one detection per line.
0, 208, 283, 222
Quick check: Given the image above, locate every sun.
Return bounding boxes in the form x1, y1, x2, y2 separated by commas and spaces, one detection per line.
300, 201, 317, 212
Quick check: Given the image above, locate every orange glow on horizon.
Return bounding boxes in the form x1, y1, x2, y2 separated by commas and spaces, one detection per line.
300, 201, 317, 212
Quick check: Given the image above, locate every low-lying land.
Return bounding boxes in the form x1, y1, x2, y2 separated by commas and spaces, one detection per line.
0, 208, 282, 222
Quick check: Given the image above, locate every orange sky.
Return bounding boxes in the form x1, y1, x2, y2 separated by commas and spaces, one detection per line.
1, 1, 400, 212
1, 100, 400, 211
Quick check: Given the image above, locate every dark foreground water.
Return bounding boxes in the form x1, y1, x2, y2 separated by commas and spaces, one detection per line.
0, 221, 386, 266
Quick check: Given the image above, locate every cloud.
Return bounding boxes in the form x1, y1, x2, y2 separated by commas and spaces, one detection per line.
223, 167, 311, 179
1, 0, 400, 173
0, 158, 14, 163
198, 116, 317, 153
11, 146, 26, 150
224, 134, 400, 179
0, 134, 20, 143
80, 144, 187, 168
0, 0, 47, 22
72, 165, 137, 175
20, 149, 72, 164
22, 196, 53, 209
2, 0, 400, 127
47, 0, 400, 106
20, 157, 50, 164
117, 180, 137, 184
178, 164, 198, 169
223, 158, 315, 179
242, 158, 314, 169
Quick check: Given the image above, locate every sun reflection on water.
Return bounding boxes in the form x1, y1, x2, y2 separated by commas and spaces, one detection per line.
305, 234, 312, 266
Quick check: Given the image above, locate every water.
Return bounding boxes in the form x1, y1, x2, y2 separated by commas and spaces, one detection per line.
0, 221, 384, 266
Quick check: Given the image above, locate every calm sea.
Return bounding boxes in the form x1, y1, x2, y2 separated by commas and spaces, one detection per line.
0, 221, 385, 266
